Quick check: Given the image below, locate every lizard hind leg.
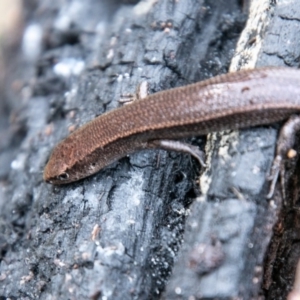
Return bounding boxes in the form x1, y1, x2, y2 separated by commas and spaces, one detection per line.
267, 115, 300, 199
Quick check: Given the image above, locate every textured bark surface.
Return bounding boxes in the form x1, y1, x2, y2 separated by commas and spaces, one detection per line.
0, 0, 299, 299
164, 1, 300, 299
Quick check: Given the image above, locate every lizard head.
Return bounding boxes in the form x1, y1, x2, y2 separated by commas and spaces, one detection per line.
43, 143, 74, 185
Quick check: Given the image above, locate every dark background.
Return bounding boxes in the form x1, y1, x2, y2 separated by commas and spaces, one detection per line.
1, 0, 300, 299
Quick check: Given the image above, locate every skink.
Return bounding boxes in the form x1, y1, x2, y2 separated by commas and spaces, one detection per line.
43, 67, 300, 192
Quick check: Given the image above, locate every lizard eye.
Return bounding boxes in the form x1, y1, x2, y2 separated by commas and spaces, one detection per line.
57, 172, 69, 180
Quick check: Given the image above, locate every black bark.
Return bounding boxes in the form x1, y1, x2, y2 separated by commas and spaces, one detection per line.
0, 0, 299, 299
